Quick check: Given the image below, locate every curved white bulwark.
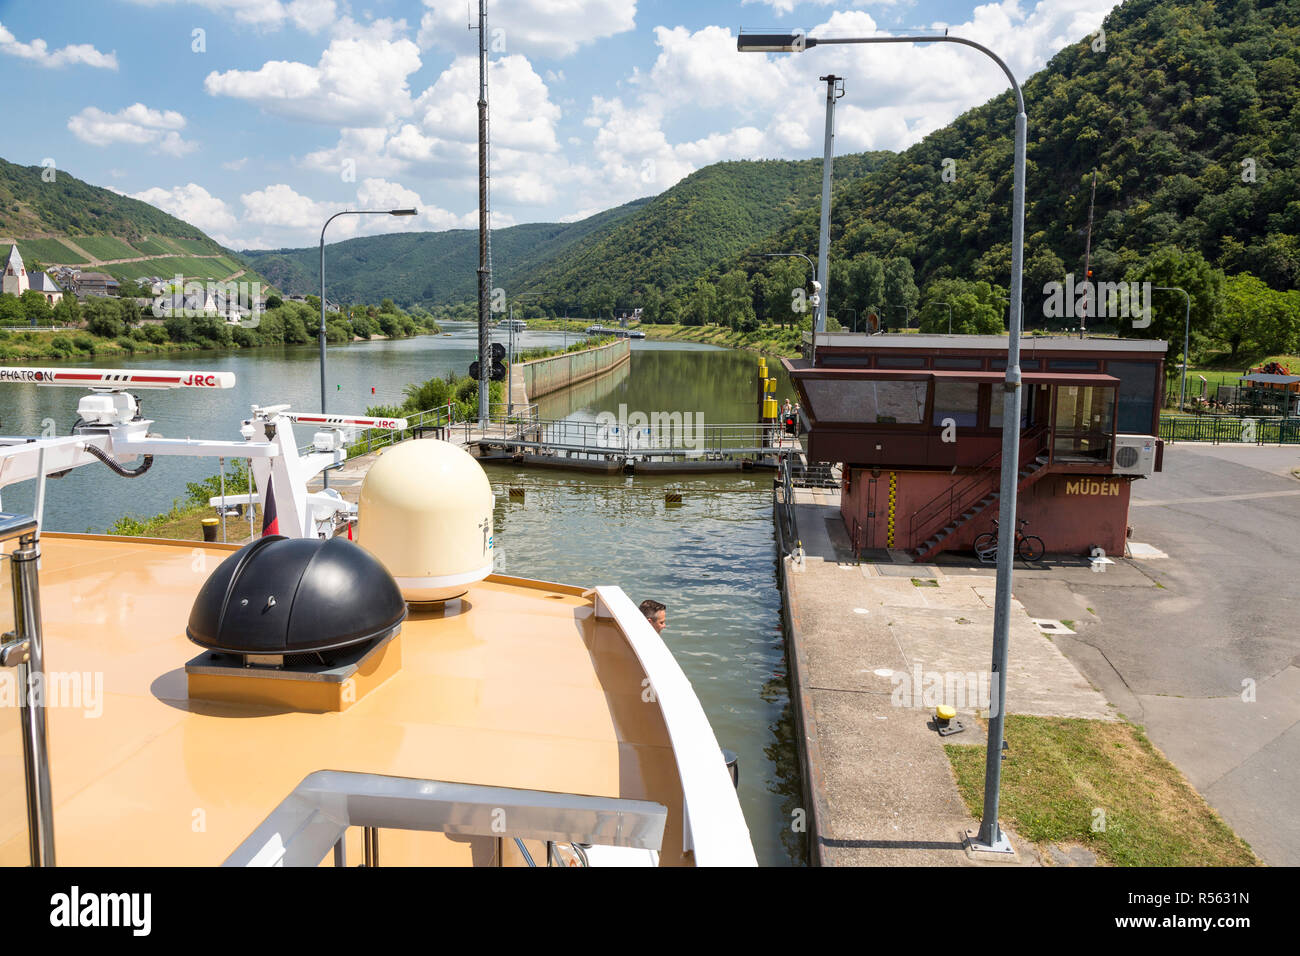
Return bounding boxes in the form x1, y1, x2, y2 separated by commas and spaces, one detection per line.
586, 586, 758, 866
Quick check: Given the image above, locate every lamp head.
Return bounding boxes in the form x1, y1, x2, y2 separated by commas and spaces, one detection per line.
736, 30, 814, 52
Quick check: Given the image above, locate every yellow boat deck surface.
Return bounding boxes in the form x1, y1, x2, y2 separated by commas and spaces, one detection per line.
0, 534, 687, 865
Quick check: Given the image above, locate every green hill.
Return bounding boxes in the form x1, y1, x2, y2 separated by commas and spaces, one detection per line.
511, 155, 888, 302
0, 157, 273, 290
0, 157, 222, 250
242, 154, 888, 308
242, 198, 648, 306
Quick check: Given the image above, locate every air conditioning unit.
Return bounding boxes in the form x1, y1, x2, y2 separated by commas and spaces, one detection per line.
1113, 434, 1157, 476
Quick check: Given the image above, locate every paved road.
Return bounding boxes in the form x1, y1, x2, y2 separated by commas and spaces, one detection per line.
1013, 443, 1300, 865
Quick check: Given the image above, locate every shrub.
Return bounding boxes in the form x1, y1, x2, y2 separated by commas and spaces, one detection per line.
114, 335, 137, 353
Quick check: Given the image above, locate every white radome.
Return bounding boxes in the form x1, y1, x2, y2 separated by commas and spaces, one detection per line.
358, 439, 494, 603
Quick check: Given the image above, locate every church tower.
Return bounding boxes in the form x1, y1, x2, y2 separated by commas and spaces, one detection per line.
3, 244, 29, 296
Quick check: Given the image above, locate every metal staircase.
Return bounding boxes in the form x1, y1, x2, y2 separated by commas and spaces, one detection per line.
909, 427, 1050, 563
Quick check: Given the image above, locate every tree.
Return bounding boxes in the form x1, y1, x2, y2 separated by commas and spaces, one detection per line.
839, 255, 886, 324
639, 286, 664, 324
0, 293, 23, 326
82, 298, 124, 338
585, 283, 616, 320
1216, 274, 1299, 359
882, 257, 920, 327
1123, 246, 1223, 365
716, 270, 755, 331
52, 292, 79, 327
685, 278, 717, 326
20, 290, 52, 324
917, 278, 1005, 334
762, 259, 806, 328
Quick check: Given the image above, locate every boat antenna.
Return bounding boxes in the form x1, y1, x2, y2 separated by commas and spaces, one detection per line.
471, 0, 493, 426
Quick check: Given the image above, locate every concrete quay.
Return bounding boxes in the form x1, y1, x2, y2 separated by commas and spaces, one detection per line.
779, 486, 1115, 866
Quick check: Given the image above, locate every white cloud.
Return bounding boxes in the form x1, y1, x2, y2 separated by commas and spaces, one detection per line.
233, 179, 478, 247
240, 183, 332, 230
739, 0, 904, 15
0, 22, 117, 68
222, 158, 250, 171
204, 19, 421, 125
566, 0, 1113, 213
121, 0, 335, 31
297, 53, 565, 206
418, 0, 636, 57
67, 104, 197, 156
131, 183, 238, 234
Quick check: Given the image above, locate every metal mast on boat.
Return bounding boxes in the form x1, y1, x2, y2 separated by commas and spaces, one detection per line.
473, 0, 493, 426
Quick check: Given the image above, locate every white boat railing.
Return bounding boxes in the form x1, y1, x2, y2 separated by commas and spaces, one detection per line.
224, 770, 667, 867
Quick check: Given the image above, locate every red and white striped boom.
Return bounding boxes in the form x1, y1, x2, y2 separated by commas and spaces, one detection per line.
0, 367, 236, 390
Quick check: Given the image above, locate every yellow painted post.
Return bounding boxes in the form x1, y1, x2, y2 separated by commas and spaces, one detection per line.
887, 472, 897, 548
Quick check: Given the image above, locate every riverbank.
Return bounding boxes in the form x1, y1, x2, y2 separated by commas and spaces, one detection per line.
0, 324, 441, 363
514, 317, 805, 358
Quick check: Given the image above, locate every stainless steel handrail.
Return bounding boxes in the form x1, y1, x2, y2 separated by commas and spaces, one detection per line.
0, 512, 55, 866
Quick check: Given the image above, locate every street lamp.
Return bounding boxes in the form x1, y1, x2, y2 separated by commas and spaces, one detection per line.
318, 207, 417, 486
928, 300, 955, 334
1153, 286, 1191, 411
763, 252, 820, 357
741, 27, 1029, 857
841, 308, 858, 333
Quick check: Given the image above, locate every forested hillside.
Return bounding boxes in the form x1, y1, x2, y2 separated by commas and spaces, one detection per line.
244, 198, 650, 305
512, 154, 888, 302
656, 0, 1300, 363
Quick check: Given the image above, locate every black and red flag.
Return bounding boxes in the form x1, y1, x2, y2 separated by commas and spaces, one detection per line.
261, 475, 279, 537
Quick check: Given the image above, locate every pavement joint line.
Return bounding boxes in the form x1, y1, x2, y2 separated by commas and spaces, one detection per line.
1133, 488, 1300, 506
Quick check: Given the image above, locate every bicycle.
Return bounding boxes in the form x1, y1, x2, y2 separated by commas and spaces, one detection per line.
973, 518, 1045, 563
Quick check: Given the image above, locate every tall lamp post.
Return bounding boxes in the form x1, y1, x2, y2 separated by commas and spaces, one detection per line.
319, 208, 417, 488
1153, 286, 1191, 410
741, 28, 1029, 857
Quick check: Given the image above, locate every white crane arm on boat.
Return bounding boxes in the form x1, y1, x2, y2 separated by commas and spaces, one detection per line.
0, 366, 236, 390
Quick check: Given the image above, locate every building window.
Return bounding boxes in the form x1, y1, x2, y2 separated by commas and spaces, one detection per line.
991, 358, 1040, 370
875, 355, 928, 368
1048, 359, 1100, 371
990, 385, 1035, 431
1053, 385, 1115, 461
931, 381, 981, 427
1104, 360, 1158, 434
933, 357, 984, 369
804, 379, 927, 424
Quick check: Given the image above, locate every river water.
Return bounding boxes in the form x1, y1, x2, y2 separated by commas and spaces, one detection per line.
0, 321, 805, 865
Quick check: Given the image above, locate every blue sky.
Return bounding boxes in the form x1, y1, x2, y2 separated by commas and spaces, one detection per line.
0, 0, 1114, 251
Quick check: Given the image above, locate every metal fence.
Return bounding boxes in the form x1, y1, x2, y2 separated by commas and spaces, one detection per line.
1159, 416, 1300, 444
499, 419, 791, 461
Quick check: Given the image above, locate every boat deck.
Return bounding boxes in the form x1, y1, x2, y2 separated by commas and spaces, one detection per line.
0, 534, 688, 865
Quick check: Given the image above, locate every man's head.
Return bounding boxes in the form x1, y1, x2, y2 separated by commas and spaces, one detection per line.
639, 599, 666, 634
